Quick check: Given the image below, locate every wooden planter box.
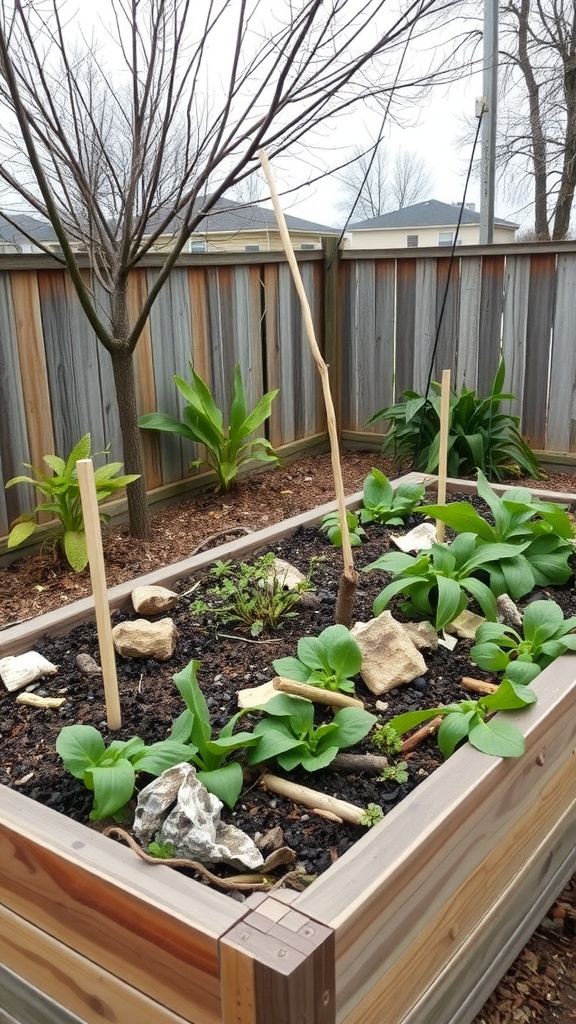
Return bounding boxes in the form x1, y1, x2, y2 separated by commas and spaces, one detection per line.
1, 475, 576, 1024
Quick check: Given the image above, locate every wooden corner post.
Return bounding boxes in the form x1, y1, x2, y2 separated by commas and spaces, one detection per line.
220, 893, 335, 1024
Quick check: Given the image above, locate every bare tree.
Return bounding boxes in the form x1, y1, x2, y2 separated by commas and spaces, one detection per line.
337, 144, 434, 220
0, 0, 457, 539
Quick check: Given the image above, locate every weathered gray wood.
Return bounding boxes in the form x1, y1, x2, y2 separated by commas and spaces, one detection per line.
0, 962, 86, 1024
547, 254, 576, 451
348, 260, 376, 431
477, 255, 505, 394
0, 274, 29, 527
413, 258, 436, 393
373, 259, 395, 409
455, 256, 481, 391
395, 259, 416, 395
434, 257, 460, 381
278, 262, 297, 442
501, 254, 530, 418
523, 253, 556, 450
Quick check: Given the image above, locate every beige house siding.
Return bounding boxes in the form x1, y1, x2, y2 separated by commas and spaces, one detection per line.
150, 229, 330, 253
344, 223, 517, 249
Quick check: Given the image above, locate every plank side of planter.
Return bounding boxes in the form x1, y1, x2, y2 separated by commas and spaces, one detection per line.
1, 475, 576, 1024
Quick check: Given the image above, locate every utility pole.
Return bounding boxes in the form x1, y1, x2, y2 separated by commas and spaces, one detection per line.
479, 0, 498, 243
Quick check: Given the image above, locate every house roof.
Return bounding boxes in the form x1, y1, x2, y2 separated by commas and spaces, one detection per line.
0, 213, 57, 243
149, 195, 339, 236
349, 199, 519, 231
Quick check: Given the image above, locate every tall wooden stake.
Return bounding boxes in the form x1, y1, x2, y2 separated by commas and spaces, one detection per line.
259, 149, 357, 625
436, 369, 451, 544
77, 459, 122, 730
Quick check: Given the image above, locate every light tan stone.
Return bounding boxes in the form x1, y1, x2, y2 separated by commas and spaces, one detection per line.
351, 612, 427, 694
112, 618, 178, 660
445, 609, 485, 640
132, 585, 179, 615
402, 620, 439, 651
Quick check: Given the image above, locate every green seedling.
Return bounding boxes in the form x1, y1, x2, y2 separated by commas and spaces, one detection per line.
320, 509, 365, 547
359, 468, 425, 526
378, 761, 409, 784
388, 677, 538, 759
273, 624, 363, 694
359, 803, 385, 827
471, 599, 576, 680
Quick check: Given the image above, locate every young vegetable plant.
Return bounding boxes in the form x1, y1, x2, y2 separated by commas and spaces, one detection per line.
55, 726, 196, 821
190, 553, 310, 636
320, 509, 365, 547
471, 600, 576, 680
387, 677, 538, 759
364, 532, 524, 631
272, 624, 363, 693
5, 433, 139, 571
246, 693, 377, 772
359, 468, 425, 526
418, 470, 574, 600
170, 659, 260, 808
139, 363, 279, 492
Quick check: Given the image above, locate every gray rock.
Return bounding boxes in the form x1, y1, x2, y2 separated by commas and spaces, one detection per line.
132, 585, 179, 615
497, 594, 523, 629
111, 618, 178, 660
134, 763, 263, 870
402, 620, 439, 651
351, 612, 427, 694
76, 653, 102, 678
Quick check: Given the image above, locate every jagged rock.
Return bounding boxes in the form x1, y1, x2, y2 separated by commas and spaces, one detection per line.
76, 653, 102, 678
111, 618, 178, 660
265, 557, 306, 591
351, 612, 427, 694
445, 610, 485, 640
390, 522, 437, 552
497, 594, 523, 629
132, 585, 179, 615
402, 620, 439, 651
237, 680, 278, 709
0, 652, 58, 693
298, 591, 322, 610
134, 763, 263, 870
255, 826, 285, 853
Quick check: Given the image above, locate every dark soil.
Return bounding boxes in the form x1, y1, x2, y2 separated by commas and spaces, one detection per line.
1, 449, 576, 1022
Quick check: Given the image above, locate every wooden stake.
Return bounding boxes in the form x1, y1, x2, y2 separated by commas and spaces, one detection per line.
461, 676, 499, 695
273, 677, 364, 709
77, 459, 122, 730
436, 368, 451, 544
259, 149, 357, 625
401, 716, 443, 753
260, 773, 366, 825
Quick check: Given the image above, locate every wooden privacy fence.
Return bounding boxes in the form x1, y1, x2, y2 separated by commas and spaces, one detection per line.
1, 241, 576, 542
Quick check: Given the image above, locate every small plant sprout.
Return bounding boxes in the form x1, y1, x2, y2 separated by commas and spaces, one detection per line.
147, 840, 175, 859
387, 677, 538, 759
273, 624, 363, 693
359, 468, 425, 526
378, 762, 409, 784
359, 803, 385, 827
320, 509, 365, 547
372, 721, 403, 757
471, 599, 576, 680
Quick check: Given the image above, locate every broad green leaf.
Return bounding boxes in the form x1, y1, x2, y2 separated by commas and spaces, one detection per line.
132, 741, 198, 775
418, 502, 495, 541
503, 662, 542, 686
42, 455, 66, 475
63, 531, 88, 572
522, 600, 564, 646
64, 434, 92, 475
331, 707, 377, 747
238, 389, 279, 439
437, 710, 475, 757
468, 717, 526, 757
480, 679, 537, 711
7, 520, 37, 548
298, 746, 340, 772
256, 693, 314, 732
436, 576, 466, 631
373, 576, 430, 617
247, 720, 305, 764
388, 706, 447, 735
56, 724, 106, 779
173, 661, 211, 749
197, 762, 244, 809
87, 759, 135, 821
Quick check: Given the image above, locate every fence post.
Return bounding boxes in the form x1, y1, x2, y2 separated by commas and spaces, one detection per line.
322, 236, 341, 436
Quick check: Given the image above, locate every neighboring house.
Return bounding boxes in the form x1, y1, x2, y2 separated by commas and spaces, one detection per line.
344, 199, 518, 249
147, 196, 339, 253
0, 214, 54, 254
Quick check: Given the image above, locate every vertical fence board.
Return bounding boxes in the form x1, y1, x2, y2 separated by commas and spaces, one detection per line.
548, 254, 576, 451
372, 259, 395, 418
501, 255, 530, 419
345, 261, 376, 432
395, 259, 416, 396
522, 254, 556, 451
456, 256, 481, 390
277, 264, 296, 443
263, 264, 282, 448
434, 258, 460, 381
413, 259, 437, 393
0, 274, 29, 530
129, 270, 162, 492
477, 255, 505, 394
92, 278, 123, 460
10, 272, 54, 480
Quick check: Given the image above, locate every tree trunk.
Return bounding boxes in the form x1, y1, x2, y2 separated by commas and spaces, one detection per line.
109, 346, 151, 541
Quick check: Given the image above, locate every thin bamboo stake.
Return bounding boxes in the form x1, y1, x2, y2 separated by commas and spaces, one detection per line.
401, 716, 443, 753
259, 149, 357, 626
260, 772, 365, 825
461, 676, 499, 695
436, 368, 451, 544
77, 459, 122, 730
273, 677, 364, 708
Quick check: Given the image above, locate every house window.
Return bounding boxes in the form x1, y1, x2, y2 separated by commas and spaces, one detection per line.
438, 231, 455, 246
301, 243, 315, 250
245, 244, 260, 252
190, 240, 206, 253
406, 234, 419, 248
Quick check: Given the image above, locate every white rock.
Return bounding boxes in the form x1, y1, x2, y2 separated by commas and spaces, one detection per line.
390, 522, 437, 552
134, 763, 263, 870
445, 610, 485, 640
0, 653, 58, 693
351, 612, 427, 694
265, 557, 306, 591
497, 594, 523, 629
132, 585, 179, 615
111, 618, 178, 660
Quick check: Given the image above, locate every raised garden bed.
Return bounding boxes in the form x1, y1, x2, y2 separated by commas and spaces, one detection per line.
1, 473, 576, 1024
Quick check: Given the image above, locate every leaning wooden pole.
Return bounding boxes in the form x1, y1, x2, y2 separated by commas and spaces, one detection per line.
259, 149, 357, 625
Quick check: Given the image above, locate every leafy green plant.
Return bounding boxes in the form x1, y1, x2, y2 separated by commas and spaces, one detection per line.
471, 600, 576, 681
147, 840, 176, 859
272, 624, 363, 693
246, 693, 377, 772
367, 358, 542, 481
190, 553, 310, 636
169, 660, 260, 808
364, 532, 525, 631
388, 678, 537, 758
5, 434, 139, 571
55, 725, 196, 821
372, 721, 403, 757
419, 470, 574, 600
139, 363, 279, 492
378, 761, 409, 784
320, 509, 365, 547
359, 803, 385, 826
359, 468, 425, 525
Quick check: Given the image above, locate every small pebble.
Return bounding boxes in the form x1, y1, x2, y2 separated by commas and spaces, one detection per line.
411, 676, 428, 692
375, 700, 389, 712
300, 813, 310, 822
